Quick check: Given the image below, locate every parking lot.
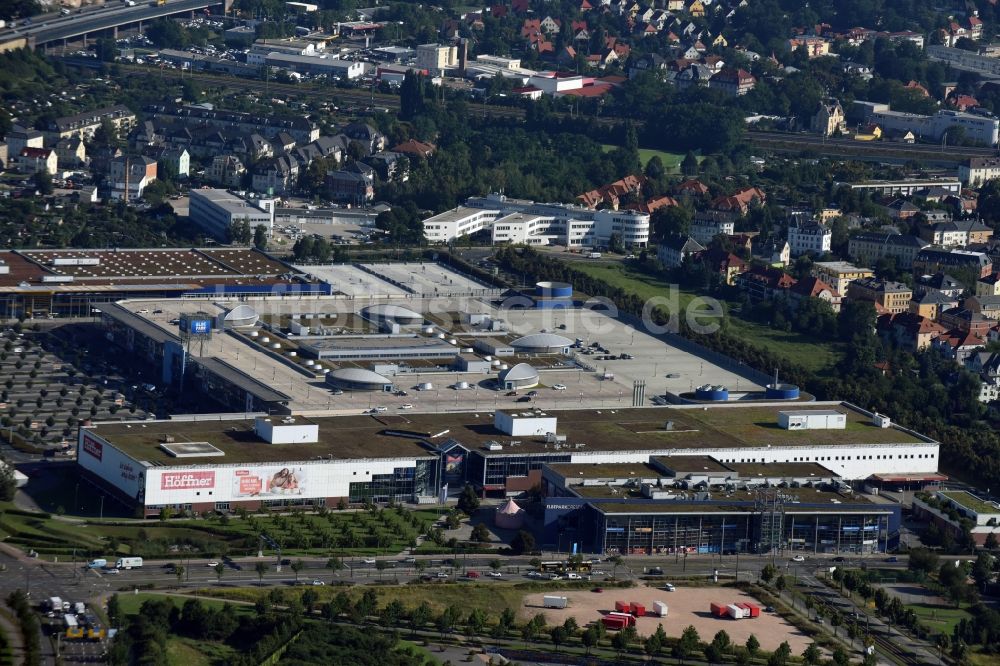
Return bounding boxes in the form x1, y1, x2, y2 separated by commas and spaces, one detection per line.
292, 264, 407, 297
359, 262, 494, 296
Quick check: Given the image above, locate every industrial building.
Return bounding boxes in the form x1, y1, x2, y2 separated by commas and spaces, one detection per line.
188, 189, 276, 240
853, 101, 999, 146
76, 402, 940, 516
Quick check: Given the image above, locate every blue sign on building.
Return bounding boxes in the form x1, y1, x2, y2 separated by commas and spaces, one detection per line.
189, 319, 212, 335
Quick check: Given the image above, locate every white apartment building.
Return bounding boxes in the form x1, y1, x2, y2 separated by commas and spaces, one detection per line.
788, 221, 832, 257
960, 157, 1000, 186
189, 189, 276, 240
423, 194, 650, 248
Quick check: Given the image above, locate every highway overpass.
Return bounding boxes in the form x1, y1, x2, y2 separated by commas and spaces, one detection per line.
0, 0, 231, 51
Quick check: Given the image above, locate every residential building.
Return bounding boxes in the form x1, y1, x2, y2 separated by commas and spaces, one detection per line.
811, 261, 875, 295
188, 189, 275, 239
417, 43, 458, 75
788, 276, 842, 313
853, 101, 999, 146
811, 99, 846, 136
787, 220, 831, 256
325, 170, 375, 205
148, 104, 320, 144
657, 235, 705, 268
752, 238, 791, 267
918, 220, 993, 247
914, 273, 965, 299
108, 155, 157, 202
707, 67, 756, 96
206, 154, 246, 188
735, 265, 796, 301
847, 278, 912, 315
910, 290, 958, 320
878, 312, 947, 351
6, 125, 44, 158
15, 147, 58, 176
977, 273, 1000, 297
54, 138, 86, 168
341, 123, 386, 155
848, 232, 929, 269
48, 105, 136, 141
933, 329, 985, 362
697, 249, 747, 286
913, 248, 993, 278
251, 155, 298, 195
690, 210, 736, 244
939, 308, 994, 335
788, 36, 831, 58
959, 156, 1000, 186
965, 294, 1000, 320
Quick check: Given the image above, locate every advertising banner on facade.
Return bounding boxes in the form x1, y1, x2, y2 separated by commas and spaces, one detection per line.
82, 434, 103, 461
160, 471, 216, 491
232, 466, 308, 498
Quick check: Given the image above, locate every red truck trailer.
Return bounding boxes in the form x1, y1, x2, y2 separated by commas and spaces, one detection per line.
602, 615, 630, 630
742, 602, 760, 618
630, 602, 646, 617
615, 600, 630, 612
710, 602, 728, 617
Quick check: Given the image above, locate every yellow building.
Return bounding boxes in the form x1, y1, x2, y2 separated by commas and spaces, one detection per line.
811, 261, 875, 295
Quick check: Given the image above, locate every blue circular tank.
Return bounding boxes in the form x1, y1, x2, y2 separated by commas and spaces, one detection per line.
695, 384, 729, 401
536, 281, 573, 299
765, 383, 800, 400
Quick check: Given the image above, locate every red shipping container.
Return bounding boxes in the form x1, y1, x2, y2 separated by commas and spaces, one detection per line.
630, 602, 646, 617
615, 600, 630, 612
602, 616, 628, 630
743, 602, 760, 618
608, 612, 636, 627
710, 602, 727, 617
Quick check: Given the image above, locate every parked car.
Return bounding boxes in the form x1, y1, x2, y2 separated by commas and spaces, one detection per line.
552, 384, 567, 390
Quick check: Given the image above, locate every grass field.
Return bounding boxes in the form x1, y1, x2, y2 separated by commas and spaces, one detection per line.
601, 144, 693, 171
568, 262, 844, 374
0, 499, 447, 560
904, 603, 972, 637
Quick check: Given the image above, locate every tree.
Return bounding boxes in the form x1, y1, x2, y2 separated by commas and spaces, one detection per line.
230, 219, 252, 245
831, 646, 850, 666
411, 601, 432, 636
326, 556, 343, 581
986, 532, 999, 551
375, 559, 389, 581
908, 548, 940, 577
471, 522, 491, 543
775, 574, 787, 594
0, 458, 16, 501
511, 530, 535, 555
760, 563, 777, 584
681, 151, 699, 176
651, 205, 691, 240
711, 630, 731, 654
457, 483, 480, 515
32, 169, 53, 195
674, 625, 701, 663
745, 634, 760, 658
255, 561, 269, 586
550, 625, 568, 652
174, 564, 185, 585
253, 225, 268, 250
608, 554, 624, 578
582, 626, 599, 655
802, 642, 821, 666
213, 562, 225, 583
291, 559, 304, 582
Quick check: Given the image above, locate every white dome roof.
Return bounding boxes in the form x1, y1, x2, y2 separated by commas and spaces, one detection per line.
328, 368, 390, 385
511, 333, 573, 349
362, 304, 423, 322
499, 363, 538, 382
224, 304, 259, 327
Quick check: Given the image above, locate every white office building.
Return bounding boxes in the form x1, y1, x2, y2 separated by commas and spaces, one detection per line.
189, 189, 276, 240
854, 101, 1000, 146
788, 221, 832, 257
422, 194, 650, 248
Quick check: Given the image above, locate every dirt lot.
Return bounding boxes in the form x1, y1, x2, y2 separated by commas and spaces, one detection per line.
522, 584, 811, 652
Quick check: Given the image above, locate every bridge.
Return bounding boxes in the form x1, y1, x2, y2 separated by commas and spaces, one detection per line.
0, 0, 231, 51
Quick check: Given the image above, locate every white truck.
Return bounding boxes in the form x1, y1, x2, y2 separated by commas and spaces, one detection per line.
652, 601, 669, 617
88, 558, 107, 569
543, 595, 569, 609
73, 602, 86, 615
726, 603, 748, 619
115, 557, 143, 570
587, 252, 602, 259
45, 597, 63, 613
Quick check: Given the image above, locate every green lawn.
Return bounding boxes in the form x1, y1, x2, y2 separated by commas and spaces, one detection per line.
904, 603, 972, 637
569, 262, 844, 374
115, 592, 252, 617
601, 144, 692, 171
0, 500, 446, 560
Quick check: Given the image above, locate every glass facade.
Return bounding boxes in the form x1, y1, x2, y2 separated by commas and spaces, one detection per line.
349, 466, 419, 503
599, 511, 889, 556
469, 453, 573, 488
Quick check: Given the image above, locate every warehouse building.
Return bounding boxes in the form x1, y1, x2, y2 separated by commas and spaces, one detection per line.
188, 189, 276, 240
77, 402, 939, 516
